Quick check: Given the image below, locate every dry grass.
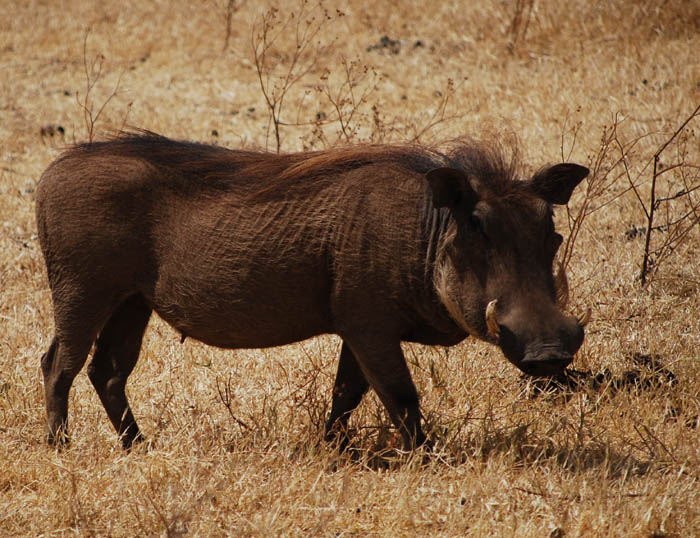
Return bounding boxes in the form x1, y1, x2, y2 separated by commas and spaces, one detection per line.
2, 0, 700, 535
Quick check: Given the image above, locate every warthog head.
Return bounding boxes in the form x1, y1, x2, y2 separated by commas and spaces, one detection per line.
429, 162, 590, 376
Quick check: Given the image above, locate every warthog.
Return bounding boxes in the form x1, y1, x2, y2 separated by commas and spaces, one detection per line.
36, 132, 589, 450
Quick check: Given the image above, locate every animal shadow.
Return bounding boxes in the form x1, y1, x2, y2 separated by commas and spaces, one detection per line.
523, 352, 677, 400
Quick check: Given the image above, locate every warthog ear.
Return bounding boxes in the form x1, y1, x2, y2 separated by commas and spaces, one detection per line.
426, 167, 479, 210
527, 163, 589, 205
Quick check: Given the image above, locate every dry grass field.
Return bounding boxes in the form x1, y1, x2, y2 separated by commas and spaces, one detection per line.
2, 0, 700, 535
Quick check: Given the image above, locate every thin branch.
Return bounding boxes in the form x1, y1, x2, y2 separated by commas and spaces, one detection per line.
222, 0, 238, 52
215, 374, 251, 431
656, 104, 700, 158
75, 27, 127, 142
641, 104, 700, 285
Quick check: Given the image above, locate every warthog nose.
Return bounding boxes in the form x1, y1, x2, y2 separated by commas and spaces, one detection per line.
520, 353, 573, 376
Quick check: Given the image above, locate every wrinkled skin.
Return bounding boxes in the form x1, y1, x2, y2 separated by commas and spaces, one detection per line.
36, 133, 588, 451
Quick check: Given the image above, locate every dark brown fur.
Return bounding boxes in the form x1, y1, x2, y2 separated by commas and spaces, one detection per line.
36, 132, 588, 450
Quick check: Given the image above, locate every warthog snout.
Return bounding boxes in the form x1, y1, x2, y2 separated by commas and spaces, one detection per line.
486, 300, 586, 376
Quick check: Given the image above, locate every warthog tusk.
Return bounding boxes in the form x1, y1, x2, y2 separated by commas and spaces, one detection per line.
577, 307, 592, 327
485, 300, 500, 338
554, 261, 569, 310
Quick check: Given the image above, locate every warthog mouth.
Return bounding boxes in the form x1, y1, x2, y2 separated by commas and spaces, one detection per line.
518, 353, 574, 376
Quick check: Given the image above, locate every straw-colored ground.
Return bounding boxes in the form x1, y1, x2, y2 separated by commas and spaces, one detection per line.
2, 0, 699, 535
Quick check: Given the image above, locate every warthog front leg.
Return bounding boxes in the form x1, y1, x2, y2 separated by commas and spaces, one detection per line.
324, 342, 370, 450
344, 336, 426, 450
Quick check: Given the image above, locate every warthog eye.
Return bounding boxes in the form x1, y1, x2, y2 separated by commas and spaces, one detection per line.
470, 213, 486, 237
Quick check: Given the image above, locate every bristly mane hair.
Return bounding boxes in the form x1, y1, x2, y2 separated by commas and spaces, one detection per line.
67, 130, 522, 197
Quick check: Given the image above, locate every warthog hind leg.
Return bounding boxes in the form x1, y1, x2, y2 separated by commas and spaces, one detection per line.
87, 294, 152, 449
41, 334, 94, 446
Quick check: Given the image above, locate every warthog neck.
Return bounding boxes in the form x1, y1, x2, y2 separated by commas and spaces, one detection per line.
422, 205, 466, 339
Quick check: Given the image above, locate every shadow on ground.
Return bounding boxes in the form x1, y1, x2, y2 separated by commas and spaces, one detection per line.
522, 352, 677, 400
